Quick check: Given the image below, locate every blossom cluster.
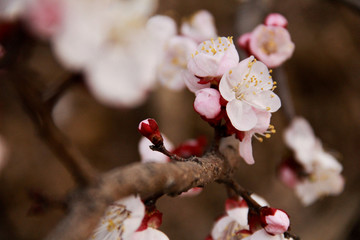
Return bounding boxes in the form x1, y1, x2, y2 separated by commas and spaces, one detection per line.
0, 0, 218, 108
279, 117, 345, 205
184, 38, 281, 164
209, 195, 292, 240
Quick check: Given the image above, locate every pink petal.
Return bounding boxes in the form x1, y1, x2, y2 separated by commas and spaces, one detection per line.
194, 88, 222, 119
239, 134, 255, 165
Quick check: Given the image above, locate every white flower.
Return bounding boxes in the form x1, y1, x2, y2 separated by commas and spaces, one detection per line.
180, 10, 217, 43
219, 56, 281, 131
284, 117, 345, 206
187, 36, 239, 78
90, 195, 145, 240
52, 0, 159, 107
211, 195, 269, 240
157, 36, 197, 90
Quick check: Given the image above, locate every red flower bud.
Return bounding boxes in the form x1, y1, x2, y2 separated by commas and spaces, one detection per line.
138, 118, 163, 146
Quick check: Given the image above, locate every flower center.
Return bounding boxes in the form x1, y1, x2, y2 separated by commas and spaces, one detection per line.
192, 36, 233, 57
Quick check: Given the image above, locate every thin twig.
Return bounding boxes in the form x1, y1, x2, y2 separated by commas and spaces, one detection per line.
223, 179, 262, 211
43, 74, 81, 110
11, 71, 97, 186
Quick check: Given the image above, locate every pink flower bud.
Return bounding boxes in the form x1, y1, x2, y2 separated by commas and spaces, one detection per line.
237, 32, 252, 52
138, 119, 163, 146
194, 88, 221, 119
260, 207, 290, 235
264, 13, 288, 28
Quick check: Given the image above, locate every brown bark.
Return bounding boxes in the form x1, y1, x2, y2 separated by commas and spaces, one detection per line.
45, 148, 240, 240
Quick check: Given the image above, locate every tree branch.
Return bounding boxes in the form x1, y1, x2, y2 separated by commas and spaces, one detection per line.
45, 147, 240, 240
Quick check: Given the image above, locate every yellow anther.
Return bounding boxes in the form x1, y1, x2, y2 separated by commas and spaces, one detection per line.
269, 69, 273, 73
266, 107, 271, 111
211, 38, 214, 44
195, 51, 199, 55
273, 81, 277, 85
265, 133, 271, 138
211, 48, 217, 54
258, 137, 264, 142
253, 91, 256, 95
206, 50, 209, 53
229, 70, 232, 74
271, 94, 274, 98
218, 37, 222, 43
191, 53, 194, 58
269, 76, 272, 79
272, 86, 277, 90
246, 84, 249, 88
271, 129, 276, 133
269, 124, 275, 129
260, 72, 263, 74
201, 46, 205, 50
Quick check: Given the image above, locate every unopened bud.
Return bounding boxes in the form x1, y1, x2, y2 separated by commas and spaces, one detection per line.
260, 207, 290, 235
138, 119, 163, 146
264, 13, 288, 28
194, 88, 221, 120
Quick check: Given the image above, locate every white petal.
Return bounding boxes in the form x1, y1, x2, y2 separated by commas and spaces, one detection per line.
239, 135, 255, 165
250, 194, 269, 207
227, 207, 249, 226
130, 228, 169, 240
146, 15, 176, 43
121, 196, 146, 239
283, 117, 316, 156
183, 70, 210, 93
211, 216, 236, 239
246, 91, 281, 112
243, 229, 283, 240
226, 100, 257, 131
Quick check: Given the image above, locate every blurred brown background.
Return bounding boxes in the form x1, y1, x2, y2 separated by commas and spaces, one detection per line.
1, 0, 360, 239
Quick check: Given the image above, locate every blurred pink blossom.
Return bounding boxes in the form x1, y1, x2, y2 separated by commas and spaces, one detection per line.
248, 24, 294, 68
180, 10, 217, 43
283, 117, 345, 205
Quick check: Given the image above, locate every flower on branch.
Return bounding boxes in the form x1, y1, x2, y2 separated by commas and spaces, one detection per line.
280, 117, 345, 206
210, 194, 292, 240
219, 56, 281, 131
187, 36, 239, 78
90, 195, 145, 240
238, 13, 294, 68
